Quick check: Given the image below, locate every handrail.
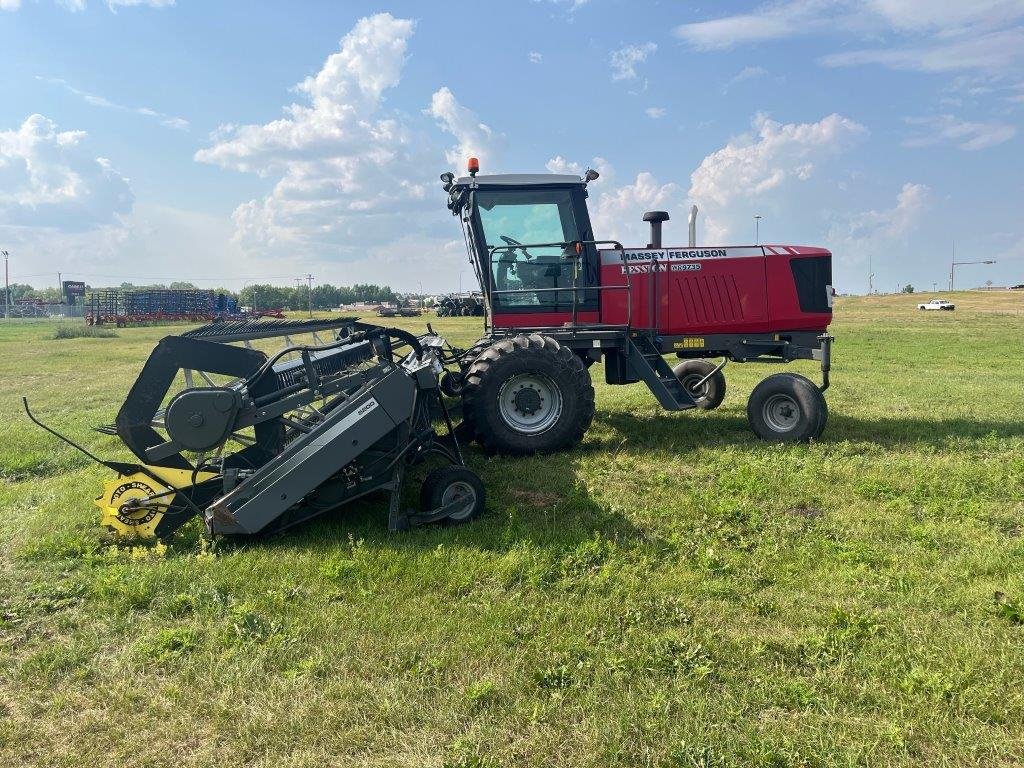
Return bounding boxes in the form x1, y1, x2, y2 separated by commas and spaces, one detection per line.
485, 239, 632, 331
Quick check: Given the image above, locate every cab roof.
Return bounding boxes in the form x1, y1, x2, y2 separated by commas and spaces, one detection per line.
455, 173, 585, 187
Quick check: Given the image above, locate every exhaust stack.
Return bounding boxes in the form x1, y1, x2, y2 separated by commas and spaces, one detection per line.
643, 210, 670, 249
688, 205, 698, 247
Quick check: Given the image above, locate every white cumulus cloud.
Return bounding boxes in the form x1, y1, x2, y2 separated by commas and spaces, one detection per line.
688, 112, 867, 242
826, 182, 931, 268
194, 13, 428, 255
610, 42, 657, 81
0, 113, 134, 232
427, 87, 498, 168
592, 170, 684, 246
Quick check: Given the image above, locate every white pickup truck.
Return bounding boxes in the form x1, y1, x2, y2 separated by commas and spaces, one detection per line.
917, 298, 955, 311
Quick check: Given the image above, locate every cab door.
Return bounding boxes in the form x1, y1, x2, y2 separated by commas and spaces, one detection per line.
473, 185, 599, 327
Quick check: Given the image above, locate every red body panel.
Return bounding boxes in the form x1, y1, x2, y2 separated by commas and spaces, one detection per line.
493, 310, 599, 328
597, 245, 832, 334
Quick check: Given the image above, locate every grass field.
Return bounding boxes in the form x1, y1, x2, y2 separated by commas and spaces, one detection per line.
2, 291, 1023, 767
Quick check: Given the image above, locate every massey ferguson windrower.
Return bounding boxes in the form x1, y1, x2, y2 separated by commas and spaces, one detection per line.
439, 158, 834, 455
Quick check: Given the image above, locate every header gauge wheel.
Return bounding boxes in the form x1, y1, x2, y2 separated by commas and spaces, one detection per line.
420, 466, 485, 525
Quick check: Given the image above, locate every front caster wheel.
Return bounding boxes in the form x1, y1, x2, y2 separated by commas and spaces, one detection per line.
747, 373, 827, 443
420, 466, 485, 525
673, 359, 726, 410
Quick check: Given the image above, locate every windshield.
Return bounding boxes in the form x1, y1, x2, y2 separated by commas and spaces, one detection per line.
475, 189, 580, 310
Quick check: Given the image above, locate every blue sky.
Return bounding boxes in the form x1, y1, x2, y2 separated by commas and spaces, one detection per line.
1, 0, 1022, 293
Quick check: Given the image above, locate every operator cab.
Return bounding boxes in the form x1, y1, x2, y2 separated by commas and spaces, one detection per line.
444, 169, 600, 321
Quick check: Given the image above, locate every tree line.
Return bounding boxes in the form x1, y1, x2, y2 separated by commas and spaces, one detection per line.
4, 281, 401, 310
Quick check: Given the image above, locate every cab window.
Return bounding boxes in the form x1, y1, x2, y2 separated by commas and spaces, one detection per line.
476, 189, 580, 311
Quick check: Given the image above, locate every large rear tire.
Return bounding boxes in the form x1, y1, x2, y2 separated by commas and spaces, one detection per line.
461, 334, 594, 455
672, 359, 726, 411
746, 373, 826, 443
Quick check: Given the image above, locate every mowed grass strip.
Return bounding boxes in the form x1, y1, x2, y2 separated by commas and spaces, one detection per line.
1, 291, 1022, 767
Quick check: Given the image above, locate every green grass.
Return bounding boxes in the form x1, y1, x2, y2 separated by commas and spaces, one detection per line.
52, 324, 118, 339
1, 291, 1023, 767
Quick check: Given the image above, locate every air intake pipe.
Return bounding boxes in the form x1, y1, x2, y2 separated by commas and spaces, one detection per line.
688, 204, 698, 247
642, 210, 670, 248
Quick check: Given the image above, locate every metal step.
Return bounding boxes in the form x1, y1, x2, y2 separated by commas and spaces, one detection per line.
627, 336, 697, 411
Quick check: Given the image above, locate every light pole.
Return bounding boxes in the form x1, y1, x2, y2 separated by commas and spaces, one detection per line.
305, 274, 314, 318
2, 250, 9, 320
754, 215, 763, 245
949, 259, 995, 291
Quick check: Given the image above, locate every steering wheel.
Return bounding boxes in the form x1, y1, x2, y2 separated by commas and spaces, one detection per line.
500, 234, 534, 260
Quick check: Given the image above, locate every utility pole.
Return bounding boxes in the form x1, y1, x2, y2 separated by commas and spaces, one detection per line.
3, 250, 9, 320
754, 214, 763, 245
305, 273, 314, 317
949, 240, 954, 291
868, 254, 873, 295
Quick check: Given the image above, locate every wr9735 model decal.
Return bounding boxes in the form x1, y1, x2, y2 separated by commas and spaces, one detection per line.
620, 262, 703, 274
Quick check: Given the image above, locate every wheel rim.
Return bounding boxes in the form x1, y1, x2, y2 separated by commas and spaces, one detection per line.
762, 393, 801, 432
442, 480, 477, 520
680, 374, 708, 401
497, 373, 563, 434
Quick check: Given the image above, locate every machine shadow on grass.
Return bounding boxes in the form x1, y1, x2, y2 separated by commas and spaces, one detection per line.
222, 450, 655, 558
206, 407, 1024, 554
591, 410, 1024, 451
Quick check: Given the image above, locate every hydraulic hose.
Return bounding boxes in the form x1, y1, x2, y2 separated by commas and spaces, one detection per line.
381, 327, 423, 358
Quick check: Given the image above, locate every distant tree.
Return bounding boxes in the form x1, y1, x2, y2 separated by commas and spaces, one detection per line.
169, 281, 198, 289
901, 284, 915, 294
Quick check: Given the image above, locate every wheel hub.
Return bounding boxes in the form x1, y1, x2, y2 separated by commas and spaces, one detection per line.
497, 373, 563, 434
512, 386, 543, 415
763, 393, 801, 432
682, 374, 707, 397
442, 480, 476, 520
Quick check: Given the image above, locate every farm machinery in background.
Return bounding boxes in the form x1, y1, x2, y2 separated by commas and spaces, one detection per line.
86, 288, 286, 327
27, 157, 835, 540
376, 300, 423, 318
435, 292, 486, 317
